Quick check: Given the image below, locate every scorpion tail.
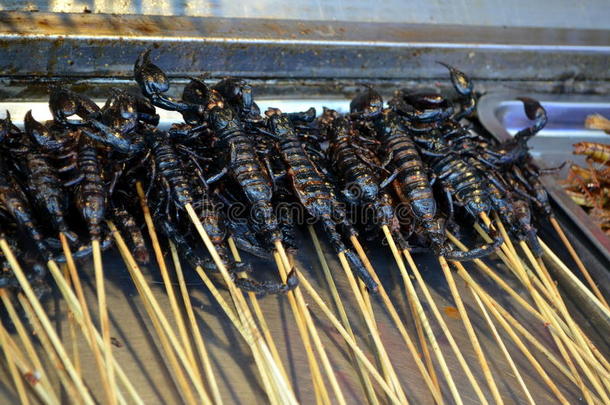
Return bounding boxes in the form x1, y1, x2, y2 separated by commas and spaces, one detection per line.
444, 232, 503, 261
515, 97, 547, 142
344, 249, 378, 293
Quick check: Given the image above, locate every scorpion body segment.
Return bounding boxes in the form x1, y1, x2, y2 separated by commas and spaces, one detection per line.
75, 138, 107, 239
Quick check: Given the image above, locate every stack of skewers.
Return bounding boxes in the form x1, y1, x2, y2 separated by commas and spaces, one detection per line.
0, 50, 608, 404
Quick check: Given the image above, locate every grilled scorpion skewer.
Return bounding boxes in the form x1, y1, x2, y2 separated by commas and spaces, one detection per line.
134, 52, 298, 292
264, 107, 378, 291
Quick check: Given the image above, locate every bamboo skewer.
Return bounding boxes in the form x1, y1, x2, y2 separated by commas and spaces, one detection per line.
468, 286, 536, 405
108, 221, 211, 405
92, 238, 119, 405
182, 206, 298, 405
0, 321, 60, 405
445, 231, 601, 402
351, 235, 439, 397
549, 216, 609, 310
61, 263, 81, 377
17, 293, 82, 404
274, 249, 348, 405
539, 238, 610, 320
271, 239, 336, 405
520, 240, 607, 375
308, 226, 380, 405
468, 226, 608, 375
0, 290, 60, 404
194, 261, 297, 405
336, 251, 409, 404
489, 216, 608, 397
0, 321, 30, 405
344, 237, 405, 400
439, 257, 502, 405
227, 236, 291, 387
0, 239, 95, 405
170, 242, 224, 405
59, 233, 117, 404
381, 226, 463, 405
52, 240, 143, 405
451, 263, 572, 405
136, 183, 201, 382
402, 253, 490, 405
487, 218, 609, 402
296, 272, 406, 405
344, 227, 443, 404
456, 264, 607, 404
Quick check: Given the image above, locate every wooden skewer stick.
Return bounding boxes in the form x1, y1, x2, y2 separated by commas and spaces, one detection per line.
345, 236, 405, 400
519, 242, 610, 399
348, 227, 443, 405
467, 284, 536, 405
193, 261, 295, 405
351, 235, 439, 397
108, 222, 211, 405
445, 231, 600, 402
487, 218, 608, 402
403, 252, 490, 405
59, 233, 116, 404
336, 250, 409, 404
169, 242, 224, 405
0, 239, 95, 405
57, 235, 142, 405
439, 257, 503, 405
0, 290, 60, 404
270, 239, 333, 405
296, 271, 406, 405
0, 320, 62, 405
490, 215, 607, 386
549, 217, 609, 309
93, 238, 119, 405
227, 236, 291, 387
308, 226, 380, 405
457, 267, 606, 404
274, 248, 348, 405
381, 226, 462, 405
17, 293, 81, 403
60, 262, 81, 377
136, 183, 201, 382
0, 321, 30, 405
451, 263, 572, 405
182, 206, 298, 405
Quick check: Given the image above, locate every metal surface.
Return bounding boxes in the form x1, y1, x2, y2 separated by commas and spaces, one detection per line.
0, 12, 609, 82
2, 0, 609, 29
478, 92, 610, 263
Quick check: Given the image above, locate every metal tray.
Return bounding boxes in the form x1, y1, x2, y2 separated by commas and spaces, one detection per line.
0, 95, 608, 405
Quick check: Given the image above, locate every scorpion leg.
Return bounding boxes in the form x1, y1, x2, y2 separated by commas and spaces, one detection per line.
443, 227, 503, 261
379, 169, 399, 189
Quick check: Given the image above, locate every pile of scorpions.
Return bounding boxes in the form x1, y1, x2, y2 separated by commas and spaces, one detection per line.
0, 50, 558, 298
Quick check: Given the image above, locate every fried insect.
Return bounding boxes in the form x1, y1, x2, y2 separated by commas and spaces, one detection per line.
264, 107, 378, 291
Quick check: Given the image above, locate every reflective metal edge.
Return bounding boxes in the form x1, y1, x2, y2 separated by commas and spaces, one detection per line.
477, 92, 610, 263
0, 12, 609, 80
